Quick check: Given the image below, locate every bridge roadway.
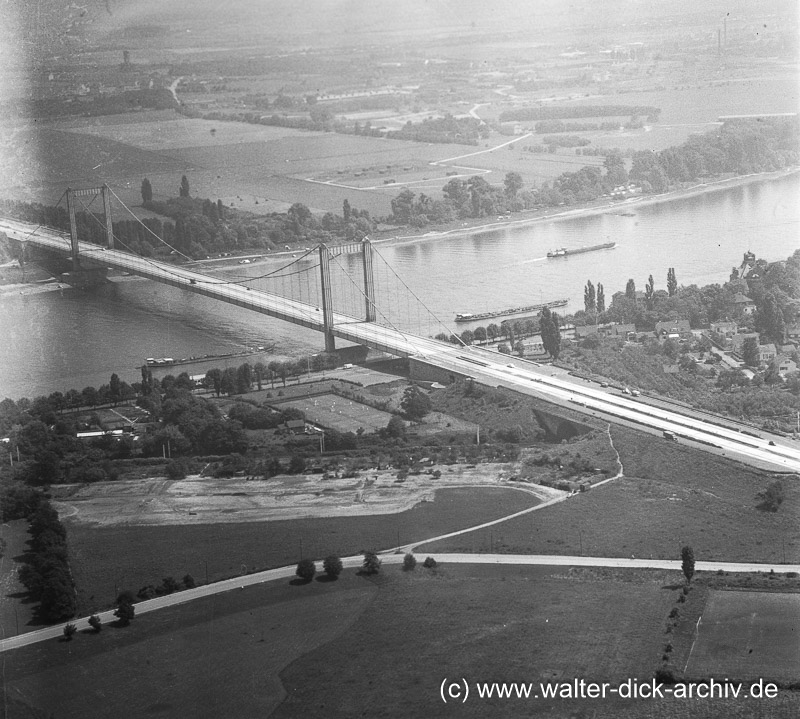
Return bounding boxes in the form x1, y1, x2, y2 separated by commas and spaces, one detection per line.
3, 217, 799, 473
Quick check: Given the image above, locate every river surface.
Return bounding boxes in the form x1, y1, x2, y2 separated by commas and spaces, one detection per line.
1, 172, 798, 399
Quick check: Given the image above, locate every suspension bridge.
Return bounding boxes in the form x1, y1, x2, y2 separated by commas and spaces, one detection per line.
1, 185, 799, 472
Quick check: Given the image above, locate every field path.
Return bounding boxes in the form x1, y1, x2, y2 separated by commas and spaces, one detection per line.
2, 552, 798, 654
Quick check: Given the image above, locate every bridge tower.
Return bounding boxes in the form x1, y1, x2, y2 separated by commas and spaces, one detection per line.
318, 244, 336, 352
318, 238, 377, 352
361, 237, 376, 322
66, 185, 114, 270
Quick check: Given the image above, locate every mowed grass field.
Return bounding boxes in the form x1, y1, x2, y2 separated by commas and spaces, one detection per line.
274, 565, 693, 719
685, 590, 800, 685
418, 427, 800, 564
65, 487, 539, 614
2, 571, 378, 719
275, 393, 394, 433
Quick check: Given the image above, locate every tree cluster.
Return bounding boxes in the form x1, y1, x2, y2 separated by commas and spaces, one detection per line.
16, 498, 77, 623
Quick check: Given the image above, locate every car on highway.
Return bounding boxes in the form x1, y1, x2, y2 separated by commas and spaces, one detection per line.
600, 382, 609, 387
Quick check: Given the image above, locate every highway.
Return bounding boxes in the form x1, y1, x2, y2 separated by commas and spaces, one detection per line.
3, 217, 799, 472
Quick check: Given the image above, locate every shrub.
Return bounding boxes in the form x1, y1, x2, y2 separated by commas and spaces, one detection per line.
114, 600, 135, 627
655, 667, 677, 684
423, 557, 437, 569
668, 608, 679, 619
362, 551, 382, 575
88, 615, 102, 633
402, 553, 417, 571
63, 623, 77, 641
137, 585, 157, 601
296, 558, 316, 581
182, 574, 196, 589
323, 555, 343, 579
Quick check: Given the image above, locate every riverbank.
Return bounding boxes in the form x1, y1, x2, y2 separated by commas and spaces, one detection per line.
368, 166, 800, 250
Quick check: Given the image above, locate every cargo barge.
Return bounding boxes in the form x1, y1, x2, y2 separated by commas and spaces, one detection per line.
455, 298, 568, 323
143, 344, 275, 368
547, 241, 616, 258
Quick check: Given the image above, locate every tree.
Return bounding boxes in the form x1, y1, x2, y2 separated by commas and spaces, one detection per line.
288, 454, 306, 474
667, 267, 678, 297
382, 415, 406, 439
88, 614, 102, 632
362, 551, 382, 575
402, 553, 417, 571
758, 481, 784, 512
539, 307, 561, 360
584, 280, 596, 314
681, 545, 695, 584
741, 337, 760, 368
625, 279, 636, 300
596, 283, 606, 313
179, 175, 190, 198
504, 171, 523, 197
296, 559, 316, 582
645, 274, 655, 310
205, 368, 222, 397
323, 555, 343, 579
141, 178, 153, 204
63, 623, 77, 641
109, 373, 122, 406
114, 595, 135, 626
183, 574, 196, 589
401, 385, 431, 422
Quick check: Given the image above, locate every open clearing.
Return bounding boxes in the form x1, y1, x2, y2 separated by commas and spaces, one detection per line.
61, 486, 546, 612
685, 590, 800, 684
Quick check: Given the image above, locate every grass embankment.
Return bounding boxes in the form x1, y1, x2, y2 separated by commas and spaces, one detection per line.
419, 427, 799, 563
2, 571, 377, 719
66, 487, 539, 613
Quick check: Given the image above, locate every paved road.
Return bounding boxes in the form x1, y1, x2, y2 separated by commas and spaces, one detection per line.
2, 552, 796, 654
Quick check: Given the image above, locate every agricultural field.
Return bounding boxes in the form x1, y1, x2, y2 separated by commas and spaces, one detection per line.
62, 486, 543, 613
418, 427, 800, 564
684, 590, 800, 684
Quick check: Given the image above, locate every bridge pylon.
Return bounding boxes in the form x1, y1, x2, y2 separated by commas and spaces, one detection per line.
66, 185, 114, 270
318, 244, 336, 352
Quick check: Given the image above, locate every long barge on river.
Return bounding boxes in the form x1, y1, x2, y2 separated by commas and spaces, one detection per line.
143, 344, 275, 369
455, 298, 568, 323
547, 241, 616, 258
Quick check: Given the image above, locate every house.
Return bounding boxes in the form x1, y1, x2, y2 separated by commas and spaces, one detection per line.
710, 321, 738, 339
575, 324, 599, 338
607, 323, 636, 338
284, 419, 306, 433
758, 343, 777, 365
732, 293, 756, 316
787, 324, 800, 341
777, 356, 797, 376
655, 319, 691, 339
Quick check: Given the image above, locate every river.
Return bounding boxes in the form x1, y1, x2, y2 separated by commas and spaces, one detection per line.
1, 172, 798, 400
